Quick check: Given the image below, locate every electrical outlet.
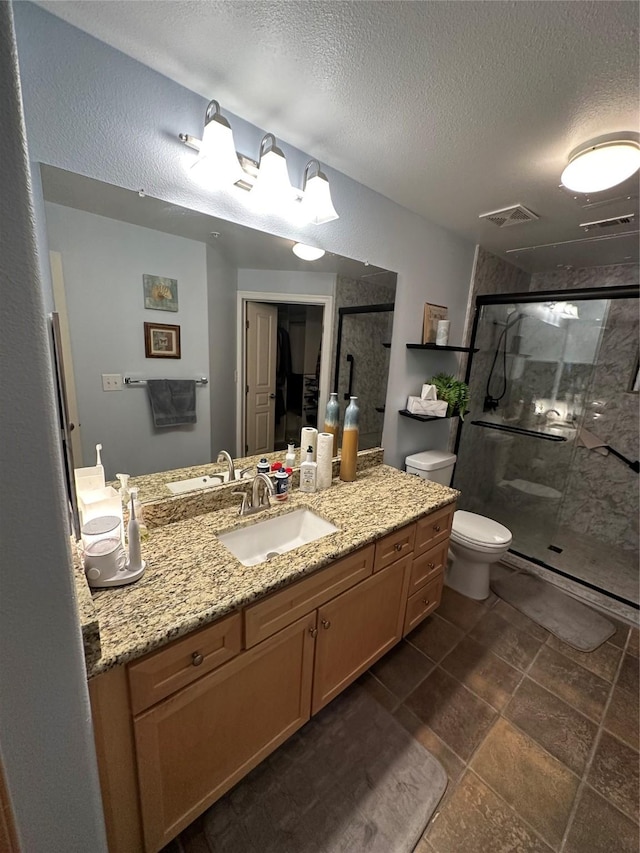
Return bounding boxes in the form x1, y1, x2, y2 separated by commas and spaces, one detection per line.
102, 373, 123, 391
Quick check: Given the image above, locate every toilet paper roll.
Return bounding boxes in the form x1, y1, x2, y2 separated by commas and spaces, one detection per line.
316, 432, 334, 491
300, 426, 318, 461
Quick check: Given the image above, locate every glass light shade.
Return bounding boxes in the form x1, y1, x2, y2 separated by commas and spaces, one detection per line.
191, 118, 244, 187
292, 243, 325, 261
250, 149, 295, 212
299, 173, 339, 224
561, 141, 640, 193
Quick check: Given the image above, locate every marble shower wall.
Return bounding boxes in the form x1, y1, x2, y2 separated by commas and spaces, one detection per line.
332, 275, 396, 450
530, 265, 639, 552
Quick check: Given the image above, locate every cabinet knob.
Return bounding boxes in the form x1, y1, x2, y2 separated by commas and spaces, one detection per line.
191, 652, 204, 667
309, 626, 318, 638
321, 619, 331, 629
394, 543, 403, 552
428, 562, 435, 570
434, 524, 441, 532
422, 598, 430, 606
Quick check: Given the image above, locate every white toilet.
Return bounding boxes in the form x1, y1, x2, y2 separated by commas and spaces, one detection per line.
405, 450, 513, 600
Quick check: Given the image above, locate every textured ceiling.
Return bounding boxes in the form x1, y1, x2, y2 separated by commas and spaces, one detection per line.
35, 1, 640, 270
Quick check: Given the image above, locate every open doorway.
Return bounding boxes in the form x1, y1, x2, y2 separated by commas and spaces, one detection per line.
237, 292, 333, 456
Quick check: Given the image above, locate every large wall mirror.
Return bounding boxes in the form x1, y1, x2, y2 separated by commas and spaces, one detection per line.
41, 165, 397, 482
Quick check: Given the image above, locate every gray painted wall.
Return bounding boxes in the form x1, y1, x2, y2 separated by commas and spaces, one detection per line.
237, 269, 336, 297
45, 202, 212, 479
7, 2, 475, 843
207, 243, 238, 458
0, 3, 107, 850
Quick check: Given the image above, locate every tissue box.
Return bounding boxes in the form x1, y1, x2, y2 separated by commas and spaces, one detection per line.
406, 396, 448, 417
422, 303, 448, 344
420, 384, 437, 400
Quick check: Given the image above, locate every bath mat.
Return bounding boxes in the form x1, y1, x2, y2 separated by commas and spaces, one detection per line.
202, 685, 447, 853
491, 572, 615, 651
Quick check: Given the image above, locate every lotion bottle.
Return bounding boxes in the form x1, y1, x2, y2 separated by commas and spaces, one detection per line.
285, 443, 296, 469
299, 445, 317, 493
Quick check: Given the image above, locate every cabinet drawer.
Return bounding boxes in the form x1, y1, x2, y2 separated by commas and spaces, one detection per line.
415, 504, 455, 556
245, 545, 374, 648
373, 523, 416, 573
403, 573, 444, 636
128, 612, 242, 715
408, 540, 449, 597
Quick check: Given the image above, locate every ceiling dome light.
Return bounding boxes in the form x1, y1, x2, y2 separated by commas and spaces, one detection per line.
191, 100, 245, 187
292, 243, 325, 261
298, 160, 339, 224
561, 140, 640, 193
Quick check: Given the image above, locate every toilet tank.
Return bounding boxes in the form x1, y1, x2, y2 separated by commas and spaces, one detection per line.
405, 450, 456, 486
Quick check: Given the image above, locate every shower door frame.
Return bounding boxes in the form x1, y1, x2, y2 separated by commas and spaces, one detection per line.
455, 283, 639, 609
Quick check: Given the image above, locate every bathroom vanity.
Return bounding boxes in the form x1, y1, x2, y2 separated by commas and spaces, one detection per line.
78, 455, 457, 852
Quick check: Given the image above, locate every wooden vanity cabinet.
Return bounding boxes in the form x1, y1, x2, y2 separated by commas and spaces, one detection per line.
90, 502, 455, 853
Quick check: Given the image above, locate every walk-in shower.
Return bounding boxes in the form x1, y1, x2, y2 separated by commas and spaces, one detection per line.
454, 285, 639, 608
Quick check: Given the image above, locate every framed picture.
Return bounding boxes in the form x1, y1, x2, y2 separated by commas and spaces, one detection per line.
422, 302, 448, 344
143, 274, 178, 312
144, 322, 181, 359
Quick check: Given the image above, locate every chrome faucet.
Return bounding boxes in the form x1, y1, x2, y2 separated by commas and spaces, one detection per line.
216, 450, 235, 482
232, 473, 275, 517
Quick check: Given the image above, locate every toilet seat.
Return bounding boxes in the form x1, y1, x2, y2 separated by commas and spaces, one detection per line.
451, 510, 512, 551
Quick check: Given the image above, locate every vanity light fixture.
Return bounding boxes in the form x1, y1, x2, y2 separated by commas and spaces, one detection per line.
292, 243, 325, 261
249, 133, 295, 212
561, 139, 640, 193
189, 100, 245, 188
180, 101, 339, 222
298, 160, 339, 224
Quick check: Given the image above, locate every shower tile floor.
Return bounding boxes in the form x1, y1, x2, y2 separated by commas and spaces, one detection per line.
163, 585, 639, 853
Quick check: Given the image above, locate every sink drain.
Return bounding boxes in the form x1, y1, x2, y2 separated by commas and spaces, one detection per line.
265, 551, 280, 561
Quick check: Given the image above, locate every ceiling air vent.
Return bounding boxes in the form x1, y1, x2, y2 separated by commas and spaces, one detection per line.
580, 214, 636, 231
479, 204, 539, 227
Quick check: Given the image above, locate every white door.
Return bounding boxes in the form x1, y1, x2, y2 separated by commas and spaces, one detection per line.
50, 251, 84, 465
245, 302, 278, 455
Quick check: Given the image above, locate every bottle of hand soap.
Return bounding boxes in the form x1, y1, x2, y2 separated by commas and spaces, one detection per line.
299, 445, 317, 493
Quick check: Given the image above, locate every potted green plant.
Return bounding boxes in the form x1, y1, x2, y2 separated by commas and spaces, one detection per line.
428, 373, 470, 419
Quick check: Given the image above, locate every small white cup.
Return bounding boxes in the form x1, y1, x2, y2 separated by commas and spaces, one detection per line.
436, 320, 451, 346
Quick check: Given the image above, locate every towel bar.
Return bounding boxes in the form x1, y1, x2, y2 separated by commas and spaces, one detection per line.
124, 376, 208, 386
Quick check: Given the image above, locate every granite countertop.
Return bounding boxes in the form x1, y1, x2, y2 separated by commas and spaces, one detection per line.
78, 464, 458, 678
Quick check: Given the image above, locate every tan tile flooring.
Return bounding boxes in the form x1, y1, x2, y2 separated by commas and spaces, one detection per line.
166, 587, 639, 853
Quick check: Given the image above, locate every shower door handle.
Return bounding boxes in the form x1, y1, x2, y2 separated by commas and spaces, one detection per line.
344, 354, 355, 400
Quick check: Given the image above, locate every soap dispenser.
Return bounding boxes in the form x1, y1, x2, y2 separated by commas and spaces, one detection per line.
299, 446, 317, 493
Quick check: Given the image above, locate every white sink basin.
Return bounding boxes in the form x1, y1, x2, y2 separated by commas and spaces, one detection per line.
166, 470, 252, 495
218, 509, 339, 567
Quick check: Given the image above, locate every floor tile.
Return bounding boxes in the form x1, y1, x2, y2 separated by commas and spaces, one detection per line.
426, 770, 553, 853
587, 730, 640, 823
406, 613, 464, 663
492, 599, 550, 642
469, 610, 545, 670
545, 634, 622, 682
530, 645, 611, 722
370, 640, 434, 701
440, 635, 521, 710
608, 619, 631, 649
356, 672, 398, 713
617, 652, 639, 697
504, 677, 597, 775
564, 785, 640, 853
393, 704, 465, 783
470, 718, 580, 847
603, 682, 640, 750
404, 666, 497, 761
181, 831, 210, 853
627, 627, 639, 657
435, 586, 486, 632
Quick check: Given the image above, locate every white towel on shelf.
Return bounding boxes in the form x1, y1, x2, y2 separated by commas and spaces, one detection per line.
576, 426, 609, 456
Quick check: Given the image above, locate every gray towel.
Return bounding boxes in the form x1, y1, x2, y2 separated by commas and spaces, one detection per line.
146, 379, 197, 427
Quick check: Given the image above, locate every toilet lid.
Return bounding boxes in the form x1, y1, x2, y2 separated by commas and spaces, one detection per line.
452, 510, 512, 547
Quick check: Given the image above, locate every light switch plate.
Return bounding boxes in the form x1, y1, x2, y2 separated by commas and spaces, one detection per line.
102, 373, 123, 391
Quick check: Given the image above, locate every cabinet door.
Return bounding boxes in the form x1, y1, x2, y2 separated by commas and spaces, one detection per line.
312, 556, 410, 714
134, 615, 316, 852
